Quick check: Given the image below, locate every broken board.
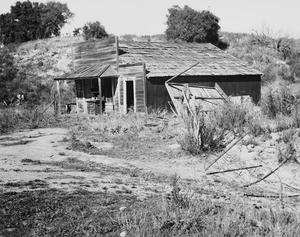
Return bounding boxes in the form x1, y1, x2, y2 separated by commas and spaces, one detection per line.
165, 82, 228, 116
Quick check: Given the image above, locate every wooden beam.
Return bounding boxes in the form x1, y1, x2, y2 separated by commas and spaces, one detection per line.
133, 79, 137, 113
215, 83, 229, 102
98, 77, 102, 114
206, 165, 262, 175
56, 80, 61, 115
205, 131, 250, 171
174, 96, 227, 100
165, 61, 200, 84
115, 36, 119, 69
143, 63, 147, 112
123, 79, 127, 114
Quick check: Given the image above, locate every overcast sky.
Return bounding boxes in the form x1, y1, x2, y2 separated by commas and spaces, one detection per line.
1, 0, 300, 38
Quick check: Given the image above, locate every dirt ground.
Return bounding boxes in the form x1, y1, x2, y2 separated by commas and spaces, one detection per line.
1, 126, 300, 211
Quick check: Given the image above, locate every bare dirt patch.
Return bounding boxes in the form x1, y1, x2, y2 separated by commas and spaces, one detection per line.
1, 124, 300, 236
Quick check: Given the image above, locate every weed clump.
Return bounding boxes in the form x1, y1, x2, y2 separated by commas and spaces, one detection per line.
179, 102, 264, 155
179, 109, 224, 155
68, 134, 102, 155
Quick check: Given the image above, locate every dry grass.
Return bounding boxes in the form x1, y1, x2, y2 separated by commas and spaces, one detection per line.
118, 177, 300, 237
0, 189, 136, 237
1, 180, 300, 237
65, 111, 181, 160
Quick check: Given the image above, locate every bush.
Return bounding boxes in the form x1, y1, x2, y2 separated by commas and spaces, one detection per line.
179, 102, 268, 155
261, 81, 294, 118
0, 106, 57, 134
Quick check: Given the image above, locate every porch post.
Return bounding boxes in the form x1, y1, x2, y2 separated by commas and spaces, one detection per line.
56, 80, 61, 115
98, 77, 102, 114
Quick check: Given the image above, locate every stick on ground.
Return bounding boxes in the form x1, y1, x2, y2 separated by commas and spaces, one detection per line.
205, 131, 250, 171
243, 154, 292, 188
206, 164, 262, 175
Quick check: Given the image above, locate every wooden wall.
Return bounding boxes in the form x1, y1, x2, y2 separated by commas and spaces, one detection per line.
118, 63, 146, 113
73, 36, 118, 69
146, 75, 261, 109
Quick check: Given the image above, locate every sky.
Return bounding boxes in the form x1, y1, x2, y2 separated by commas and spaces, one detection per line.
1, 0, 300, 38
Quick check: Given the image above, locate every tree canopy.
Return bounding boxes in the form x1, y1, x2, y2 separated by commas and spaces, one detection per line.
82, 21, 108, 41
0, 1, 74, 45
166, 5, 227, 49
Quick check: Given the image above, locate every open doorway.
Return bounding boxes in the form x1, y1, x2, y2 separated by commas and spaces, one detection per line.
126, 81, 134, 112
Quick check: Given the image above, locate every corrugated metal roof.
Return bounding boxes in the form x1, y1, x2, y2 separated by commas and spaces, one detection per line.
101, 65, 119, 78
55, 64, 119, 80
119, 41, 262, 78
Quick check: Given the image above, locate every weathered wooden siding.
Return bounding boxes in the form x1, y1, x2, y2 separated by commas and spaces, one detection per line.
146, 75, 261, 109
119, 63, 146, 112
119, 77, 124, 109
74, 36, 118, 69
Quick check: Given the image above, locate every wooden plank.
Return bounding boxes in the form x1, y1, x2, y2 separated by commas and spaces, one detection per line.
143, 63, 147, 112
119, 62, 144, 68
115, 36, 119, 69
56, 81, 61, 115
75, 46, 117, 55
98, 77, 102, 114
123, 79, 127, 114
74, 36, 117, 70
174, 96, 225, 100
118, 78, 123, 112
215, 82, 229, 101
133, 79, 137, 112
74, 50, 117, 60
74, 57, 117, 65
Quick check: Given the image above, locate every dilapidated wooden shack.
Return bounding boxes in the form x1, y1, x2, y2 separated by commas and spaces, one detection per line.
55, 36, 261, 114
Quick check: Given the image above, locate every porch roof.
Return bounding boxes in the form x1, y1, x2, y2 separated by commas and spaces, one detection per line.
54, 64, 119, 80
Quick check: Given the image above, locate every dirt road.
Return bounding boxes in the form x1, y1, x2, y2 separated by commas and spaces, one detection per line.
1, 127, 300, 210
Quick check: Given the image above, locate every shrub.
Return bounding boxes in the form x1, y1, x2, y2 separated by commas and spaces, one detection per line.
179, 102, 268, 155
179, 108, 225, 155
261, 80, 294, 118
0, 106, 57, 134
0, 108, 20, 133
215, 103, 252, 135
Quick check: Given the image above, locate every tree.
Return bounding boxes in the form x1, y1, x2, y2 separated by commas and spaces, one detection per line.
82, 21, 108, 40
251, 25, 295, 61
165, 5, 227, 49
39, 1, 74, 38
0, 1, 74, 45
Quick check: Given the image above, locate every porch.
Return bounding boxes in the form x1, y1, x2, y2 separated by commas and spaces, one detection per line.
54, 64, 119, 115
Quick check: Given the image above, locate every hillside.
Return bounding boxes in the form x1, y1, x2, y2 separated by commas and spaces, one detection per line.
11, 36, 83, 103
295, 38, 300, 51
1, 33, 299, 107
